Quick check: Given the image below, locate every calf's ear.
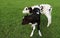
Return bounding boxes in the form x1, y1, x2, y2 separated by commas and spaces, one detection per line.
40, 6, 43, 10
28, 7, 32, 13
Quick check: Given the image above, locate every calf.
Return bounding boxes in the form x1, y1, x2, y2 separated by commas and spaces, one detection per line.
22, 8, 42, 37
22, 4, 52, 27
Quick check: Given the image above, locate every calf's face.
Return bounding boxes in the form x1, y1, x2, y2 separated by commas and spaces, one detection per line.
22, 15, 30, 25
22, 7, 32, 14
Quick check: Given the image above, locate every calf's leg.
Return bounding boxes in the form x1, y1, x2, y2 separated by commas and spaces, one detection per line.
45, 13, 51, 27
37, 24, 42, 36
30, 23, 37, 37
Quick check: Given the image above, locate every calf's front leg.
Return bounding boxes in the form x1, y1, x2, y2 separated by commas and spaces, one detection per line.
37, 23, 42, 36
30, 23, 37, 37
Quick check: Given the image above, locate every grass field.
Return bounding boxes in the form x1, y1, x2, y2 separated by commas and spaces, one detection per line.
0, 0, 60, 38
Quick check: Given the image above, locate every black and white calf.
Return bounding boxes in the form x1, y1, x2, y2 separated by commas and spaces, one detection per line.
22, 8, 42, 37
22, 4, 52, 27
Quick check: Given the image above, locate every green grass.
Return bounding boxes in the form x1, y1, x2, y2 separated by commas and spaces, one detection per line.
0, 0, 60, 38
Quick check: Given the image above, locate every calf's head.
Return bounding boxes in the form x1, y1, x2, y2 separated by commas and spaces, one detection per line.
22, 15, 32, 25
22, 7, 32, 14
